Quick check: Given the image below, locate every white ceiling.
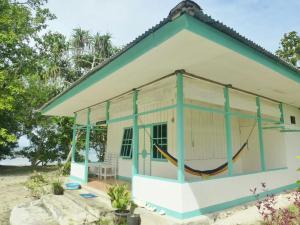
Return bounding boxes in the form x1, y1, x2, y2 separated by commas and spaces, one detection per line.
44, 29, 300, 117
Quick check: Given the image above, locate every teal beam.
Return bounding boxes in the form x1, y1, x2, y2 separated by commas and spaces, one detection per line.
132, 90, 139, 176
107, 115, 133, 124
224, 86, 233, 176
281, 129, 300, 133
231, 112, 257, 120
184, 103, 225, 115
84, 108, 91, 183
71, 113, 77, 162
138, 104, 176, 117
262, 117, 280, 124
256, 97, 266, 171
106, 101, 110, 124
176, 71, 185, 183
279, 103, 285, 124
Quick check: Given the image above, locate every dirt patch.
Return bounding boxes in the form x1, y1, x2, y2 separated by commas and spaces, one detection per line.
0, 165, 59, 225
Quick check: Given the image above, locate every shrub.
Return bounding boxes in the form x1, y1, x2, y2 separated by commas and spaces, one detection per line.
61, 161, 71, 176
52, 179, 64, 195
107, 184, 131, 211
25, 171, 48, 198
250, 183, 300, 225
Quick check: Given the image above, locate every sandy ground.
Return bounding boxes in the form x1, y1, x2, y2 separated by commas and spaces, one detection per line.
0, 166, 58, 225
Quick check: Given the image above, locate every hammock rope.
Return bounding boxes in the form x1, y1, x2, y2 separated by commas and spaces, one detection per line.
140, 118, 256, 176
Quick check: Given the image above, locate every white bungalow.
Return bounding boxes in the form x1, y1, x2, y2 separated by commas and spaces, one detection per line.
41, 1, 300, 220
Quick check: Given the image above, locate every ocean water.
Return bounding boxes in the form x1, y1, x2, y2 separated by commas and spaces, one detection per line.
0, 157, 30, 166
0, 149, 99, 166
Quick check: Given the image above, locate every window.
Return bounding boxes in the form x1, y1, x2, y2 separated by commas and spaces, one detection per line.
152, 123, 167, 160
120, 128, 133, 158
291, 116, 296, 125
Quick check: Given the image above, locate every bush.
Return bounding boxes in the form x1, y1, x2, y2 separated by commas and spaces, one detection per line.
61, 161, 71, 176
25, 171, 48, 198
52, 180, 64, 195
107, 184, 131, 211
250, 183, 300, 225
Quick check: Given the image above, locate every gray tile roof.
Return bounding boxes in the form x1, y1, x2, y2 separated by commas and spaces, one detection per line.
40, 0, 299, 112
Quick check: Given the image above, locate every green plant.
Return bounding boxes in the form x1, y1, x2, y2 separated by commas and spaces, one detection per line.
61, 161, 71, 176
96, 218, 114, 225
107, 184, 131, 211
129, 201, 138, 214
52, 179, 64, 195
25, 171, 48, 198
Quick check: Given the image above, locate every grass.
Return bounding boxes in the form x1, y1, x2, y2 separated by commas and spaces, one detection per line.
0, 165, 60, 176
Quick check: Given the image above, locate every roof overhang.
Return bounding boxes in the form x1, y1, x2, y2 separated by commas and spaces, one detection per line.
41, 14, 300, 117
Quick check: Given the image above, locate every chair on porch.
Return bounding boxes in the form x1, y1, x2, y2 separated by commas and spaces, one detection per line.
98, 153, 118, 180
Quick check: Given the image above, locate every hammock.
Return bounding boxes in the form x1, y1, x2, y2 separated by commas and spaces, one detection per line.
153, 141, 248, 176
145, 120, 256, 177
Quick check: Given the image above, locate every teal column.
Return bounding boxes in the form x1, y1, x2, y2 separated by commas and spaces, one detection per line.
176, 71, 185, 183
106, 101, 110, 124
224, 86, 233, 176
71, 113, 77, 162
256, 97, 266, 171
84, 108, 91, 183
279, 103, 284, 124
132, 90, 139, 176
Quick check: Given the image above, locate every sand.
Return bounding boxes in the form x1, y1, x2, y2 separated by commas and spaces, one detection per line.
0, 165, 58, 225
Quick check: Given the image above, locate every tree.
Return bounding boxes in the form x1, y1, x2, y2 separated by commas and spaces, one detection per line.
0, 0, 118, 165
0, 0, 55, 159
276, 31, 300, 66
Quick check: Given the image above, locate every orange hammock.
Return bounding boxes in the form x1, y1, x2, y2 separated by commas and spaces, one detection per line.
153, 141, 248, 176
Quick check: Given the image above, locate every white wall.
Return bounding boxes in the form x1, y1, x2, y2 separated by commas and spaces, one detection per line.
106, 76, 290, 180
70, 162, 85, 181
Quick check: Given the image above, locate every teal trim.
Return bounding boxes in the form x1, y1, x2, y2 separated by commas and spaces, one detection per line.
279, 103, 285, 124
185, 15, 300, 84
84, 108, 91, 183
281, 129, 300, 133
107, 115, 133, 124
136, 174, 181, 183
224, 86, 233, 176
231, 111, 256, 120
262, 117, 280, 124
184, 103, 224, 114
120, 127, 133, 159
176, 72, 185, 183
151, 122, 168, 162
189, 167, 288, 183
138, 104, 176, 117
117, 175, 132, 182
71, 113, 77, 163
145, 183, 298, 219
105, 101, 110, 124
263, 125, 285, 130
41, 15, 187, 114
256, 97, 266, 171
69, 175, 86, 184
132, 90, 139, 176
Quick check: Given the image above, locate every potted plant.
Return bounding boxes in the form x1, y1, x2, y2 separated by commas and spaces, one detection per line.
51, 179, 64, 195
127, 201, 141, 225
107, 184, 131, 219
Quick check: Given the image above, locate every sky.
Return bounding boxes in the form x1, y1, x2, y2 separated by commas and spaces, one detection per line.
46, 0, 300, 53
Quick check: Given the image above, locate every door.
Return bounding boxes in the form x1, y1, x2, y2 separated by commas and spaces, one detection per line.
139, 126, 152, 176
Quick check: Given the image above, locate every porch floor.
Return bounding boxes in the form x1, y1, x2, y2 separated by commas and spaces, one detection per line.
87, 177, 131, 193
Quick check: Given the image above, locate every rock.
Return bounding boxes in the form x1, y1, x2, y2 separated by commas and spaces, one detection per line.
10, 200, 58, 225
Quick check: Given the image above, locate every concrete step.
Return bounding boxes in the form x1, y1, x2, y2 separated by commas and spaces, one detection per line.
42, 194, 98, 225
64, 189, 112, 218
10, 200, 58, 225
